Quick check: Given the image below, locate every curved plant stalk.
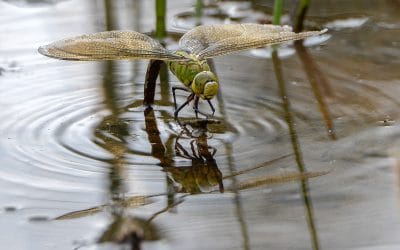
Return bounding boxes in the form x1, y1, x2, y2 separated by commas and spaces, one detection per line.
294, 42, 336, 140
272, 48, 321, 250
272, 3, 320, 248
143, 60, 165, 106
293, 0, 310, 32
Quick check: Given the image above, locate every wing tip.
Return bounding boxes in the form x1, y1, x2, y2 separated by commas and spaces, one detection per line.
299, 28, 328, 36
38, 45, 60, 59
38, 45, 48, 56
37, 44, 75, 60
319, 28, 328, 34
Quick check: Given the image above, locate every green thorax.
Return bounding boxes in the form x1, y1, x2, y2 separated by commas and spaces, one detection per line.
168, 50, 211, 87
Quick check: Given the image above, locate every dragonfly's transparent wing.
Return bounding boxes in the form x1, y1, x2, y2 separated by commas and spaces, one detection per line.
39, 30, 186, 61
179, 23, 327, 59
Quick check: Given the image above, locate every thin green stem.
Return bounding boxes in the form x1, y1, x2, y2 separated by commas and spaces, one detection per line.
273, 0, 284, 25
195, 0, 203, 19
272, 50, 320, 250
155, 0, 166, 39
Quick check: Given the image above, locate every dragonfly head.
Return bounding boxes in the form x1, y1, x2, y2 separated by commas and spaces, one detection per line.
192, 71, 219, 100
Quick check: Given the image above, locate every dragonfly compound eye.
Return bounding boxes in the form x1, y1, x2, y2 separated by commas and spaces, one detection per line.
203, 81, 218, 100
192, 71, 219, 99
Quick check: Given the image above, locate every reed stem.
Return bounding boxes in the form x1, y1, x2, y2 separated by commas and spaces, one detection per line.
272, 0, 284, 25
155, 0, 166, 39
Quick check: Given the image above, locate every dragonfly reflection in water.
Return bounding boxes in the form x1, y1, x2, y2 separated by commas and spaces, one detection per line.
38, 23, 327, 119
52, 110, 328, 248
54, 118, 327, 220
170, 121, 224, 194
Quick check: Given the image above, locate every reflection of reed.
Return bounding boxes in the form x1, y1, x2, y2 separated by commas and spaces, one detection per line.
272, 49, 320, 250
272, 2, 320, 249
209, 59, 250, 250
94, 1, 147, 248
99, 0, 127, 216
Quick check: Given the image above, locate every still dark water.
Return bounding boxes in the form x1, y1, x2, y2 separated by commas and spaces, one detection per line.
1, 0, 400, 249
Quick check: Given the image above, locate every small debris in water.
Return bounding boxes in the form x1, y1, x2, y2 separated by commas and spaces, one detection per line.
0, 61, 20, 74
29, 215, 50, 222
4, 206, 17, 212
378, 116, 395, 126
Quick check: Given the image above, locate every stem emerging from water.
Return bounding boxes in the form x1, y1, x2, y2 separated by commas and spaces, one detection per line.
271, 3, 320, 248
293, 0, 310, 32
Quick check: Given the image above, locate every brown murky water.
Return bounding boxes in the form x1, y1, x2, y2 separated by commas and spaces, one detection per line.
1, 0, 400, 249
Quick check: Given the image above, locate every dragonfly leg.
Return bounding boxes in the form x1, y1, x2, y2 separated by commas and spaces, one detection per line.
190, 140, 201, 159
207, 100, 215, 116
193, 97, 213, 118
172, 86, 190, 110
175, 140, 192, 159
209, 146, 217, 157
174, 93, 195, 119
193, 96, 200, 119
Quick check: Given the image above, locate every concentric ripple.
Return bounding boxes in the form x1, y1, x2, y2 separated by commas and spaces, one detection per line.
0, 64, 113, 203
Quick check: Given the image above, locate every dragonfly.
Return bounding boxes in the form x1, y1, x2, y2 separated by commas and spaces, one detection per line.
38, 23, 327, 119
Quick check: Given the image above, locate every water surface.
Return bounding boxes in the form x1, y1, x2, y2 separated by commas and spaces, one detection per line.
1, 0, 400, 249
